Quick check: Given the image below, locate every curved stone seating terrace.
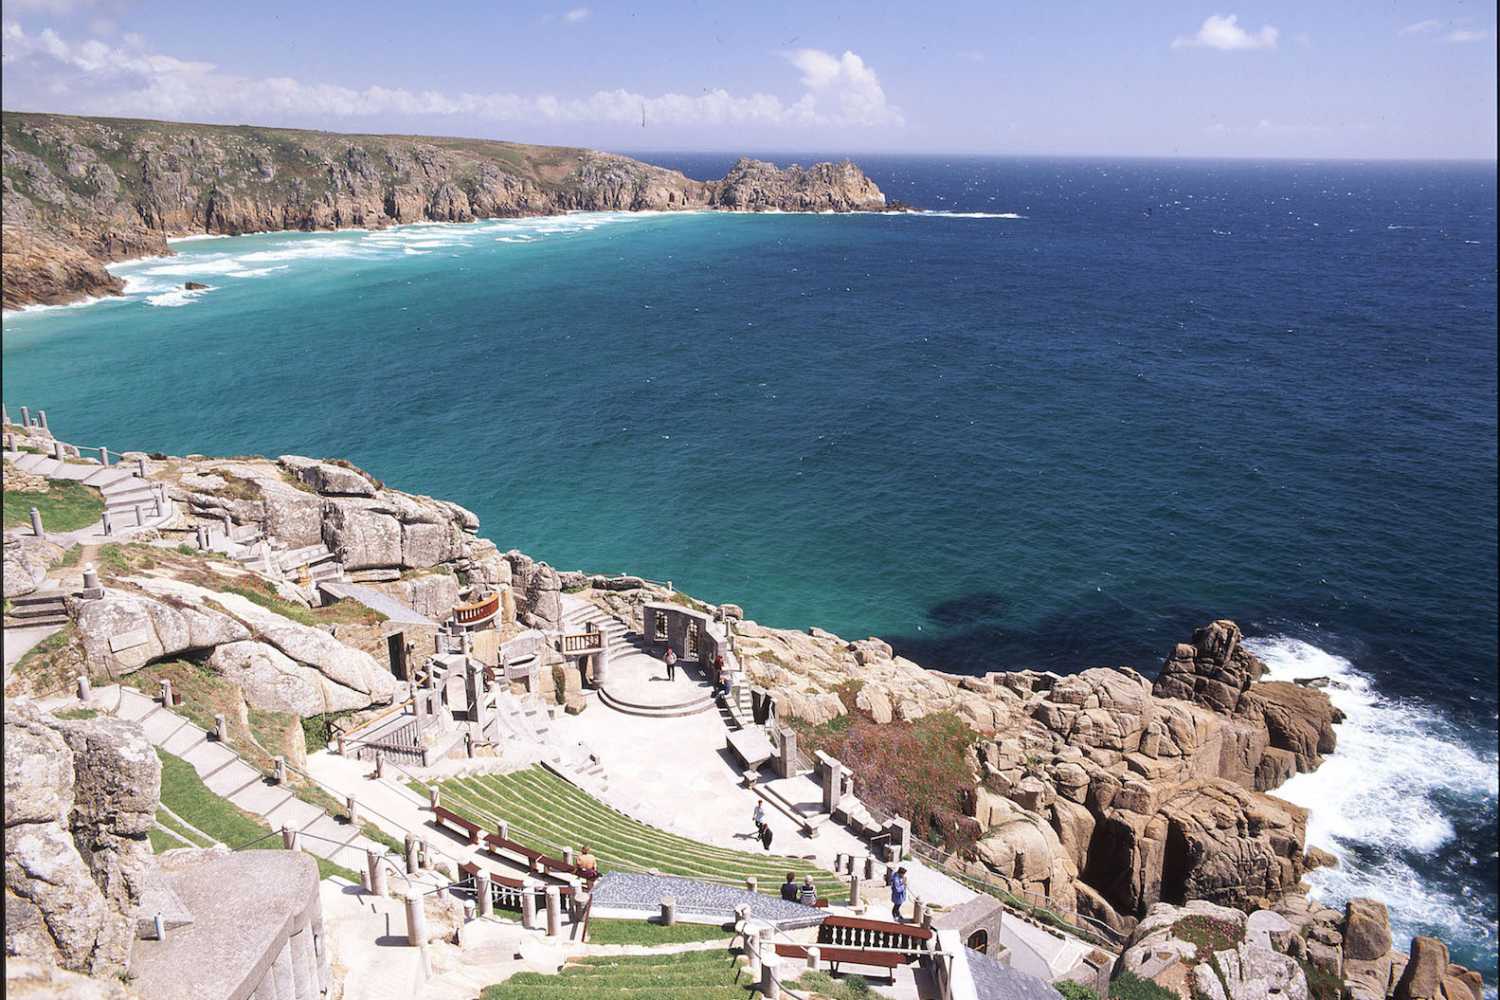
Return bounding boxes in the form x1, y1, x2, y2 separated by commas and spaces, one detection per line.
485, 950, 750, 1000
413, 767, 845, 901
595, 638, 718, 718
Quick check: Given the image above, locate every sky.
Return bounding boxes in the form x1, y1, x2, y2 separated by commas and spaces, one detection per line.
1, 1, 1495, 159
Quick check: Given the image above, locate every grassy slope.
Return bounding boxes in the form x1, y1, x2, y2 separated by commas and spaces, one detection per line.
2, 479, 103, 531
485, 950, 751, 1000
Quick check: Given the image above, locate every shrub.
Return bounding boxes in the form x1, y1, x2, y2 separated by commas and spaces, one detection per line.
1058, 982, 1101, 1000
1111, 971, 1181, 1000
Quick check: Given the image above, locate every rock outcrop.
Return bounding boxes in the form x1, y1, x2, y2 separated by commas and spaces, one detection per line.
2, 112, 888, 309
3, 532, 60, 598
4, 702, 158, 979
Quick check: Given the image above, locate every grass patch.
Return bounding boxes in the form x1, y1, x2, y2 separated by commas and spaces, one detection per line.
54, 707, 98, 720
221, 581, 385, 627
9, 624, 86, 697
1058, 983, 1101, 1000
485, 949, 747, 999
361, 821, 405, 856
1172, 913, 1244, 961
1111, 971, 1181, 1000
1297, 958, 1343, 1000
58, 545, 82, 567
3, 479, 104, 532
585, 918, 733, 946
791, 971, 875, 999
302, 709, 361, 754
149, 827, 189, 852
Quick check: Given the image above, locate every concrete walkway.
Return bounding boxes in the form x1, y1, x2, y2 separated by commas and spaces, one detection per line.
320, 582, 434, 625
41, 685, 386, 874
4, 449, 178, 545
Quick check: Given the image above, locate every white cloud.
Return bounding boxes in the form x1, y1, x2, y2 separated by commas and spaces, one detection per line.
2, 0, 101, 11
1400, 19, 1442, 34
563, 7, 589, 23
1445, 29, 1488, 42
0, 25, 903, 130
1172, 14, 1279, 51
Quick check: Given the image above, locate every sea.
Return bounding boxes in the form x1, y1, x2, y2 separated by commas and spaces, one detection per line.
3, 155, 1496, 975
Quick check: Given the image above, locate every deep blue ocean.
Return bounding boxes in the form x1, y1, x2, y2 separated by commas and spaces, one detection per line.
3, 155, 1495, 974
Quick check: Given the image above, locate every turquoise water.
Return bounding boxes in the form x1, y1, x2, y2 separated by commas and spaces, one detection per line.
3, 157, 1495, 971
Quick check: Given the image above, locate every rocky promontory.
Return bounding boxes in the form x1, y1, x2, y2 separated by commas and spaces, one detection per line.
1, 111, 889, 309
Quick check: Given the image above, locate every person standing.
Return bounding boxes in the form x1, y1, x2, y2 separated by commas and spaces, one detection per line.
664, 645, 678, 681
752, 800, 765, 838
889, 866, 908, 922
760, 822, 774, 852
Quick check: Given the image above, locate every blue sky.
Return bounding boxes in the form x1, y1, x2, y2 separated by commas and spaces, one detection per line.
1, 1, 1495, 158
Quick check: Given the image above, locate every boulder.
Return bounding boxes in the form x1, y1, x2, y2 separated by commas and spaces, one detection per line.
1395, 937, 1450, 1000
278, 455, 376, 497
3, 533, 59, 598
73, 592, 250, 673
1153, 620, 1264, 714
1342, 898, 1393, 962
322, 500, 401, 570
5, 957, 140, 1000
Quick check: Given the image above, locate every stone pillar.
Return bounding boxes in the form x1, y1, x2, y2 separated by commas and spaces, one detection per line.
159, 679, 174, 707
520, 888, 537, 929
214, 714, 228, 741
778, 727, 798, 778
806, 946, 821, 973
153, 913, 167, 942
19, 406, 30, 427
336, 735, 346, 756
2, 402, 10, 425
367, 851, 387, 897
418, 839, 431, 869
134, 456, 146, 477
660, 896, 676, 926
476, 874, 492, 917
404, 893, 427, 947
594, 633, 609, 685
849, 874, 861, 907
497, 820, 509, 841
133, 503, 145, 527
37, 409, 47, 431
83, 563, 99, 591
346, 795, 360, 825
913, 898, 926, 926
53, 438, 64, 460
374, 755, 386, 779
273, 756, 287, 784
101, 510, 112, 536
28, 507, 43, 538
544, 886, 561, 937
864, 856, 876, 881
885, 817, 911, 860
282, 826, 298, 850
404, 835, 419, 875
563, 847, 574, 865
745, 876, 757, 893
100, 446, 109, 466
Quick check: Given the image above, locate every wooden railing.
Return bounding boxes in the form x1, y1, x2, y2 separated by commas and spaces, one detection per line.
560, 632, 603, 655
453, 592, 500, 625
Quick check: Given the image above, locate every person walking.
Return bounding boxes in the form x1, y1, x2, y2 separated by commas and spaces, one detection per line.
889, 866, 908, 922
780, 872, 799, 902
664, 645, 678, 681
752, 800, 765, 838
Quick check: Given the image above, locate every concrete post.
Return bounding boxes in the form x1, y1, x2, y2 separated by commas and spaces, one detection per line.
476, 874, 492, 917
101, 510, 112, 536
336, 735, 346, 756
660, 896, 676, 926
37, 409, 47, 431
213, 714, 228, 741
100, 446, 109, 466
806, 946, 821, 973
374, 755, 386, 779
404, 835, 419, 875
913, 898, 926, 927
83, 563, 99, 591
273, 756, 287, 784
367, 851, 387, 897
762, 953, 783, 999
136, 457, 147, 477
544, 886, 561, 937
404, 893, 428, 947
747, 924, 764, 979
849, 874, 861, 907
28, 507, 43, 537
54, 439, 65, 460
153, 913, 167, 942
465, 732, 474, 759
757, 926, 774, 985
19, 406, 30, 427
159, 678, 173, 707
834, 853, 844, 872
778, 727, 798, 778
745, 875, 757, 893
497, 820, 509, 841
282, 826, 298, 851
864, 856, 876, 881
428, 786, 440, 810
346, 795, 360, 825
563, 847, 574, 866
134, 503, 145, 527
520, 888, 537, 929
418, 838, 431, 869
76, 674, 92, 702
594, 632, 610, 685
2, 403, 9, 425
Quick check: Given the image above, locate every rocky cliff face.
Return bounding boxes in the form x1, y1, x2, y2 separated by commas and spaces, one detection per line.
1, 111, 888, 308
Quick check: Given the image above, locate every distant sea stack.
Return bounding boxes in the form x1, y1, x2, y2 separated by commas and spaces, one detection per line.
0, 111, 889, 309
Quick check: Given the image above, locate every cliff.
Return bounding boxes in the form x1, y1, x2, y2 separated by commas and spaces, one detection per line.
0, 111, 888, 309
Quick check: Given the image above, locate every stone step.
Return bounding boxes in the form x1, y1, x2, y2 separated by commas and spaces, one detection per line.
29, 457, 63, 477
7, 591, 68, 608
12, 453, 50, 472
82, 467, 136, 489
4, 612, 69, 627
595, 686, 718, 719
100, 476, 153, 497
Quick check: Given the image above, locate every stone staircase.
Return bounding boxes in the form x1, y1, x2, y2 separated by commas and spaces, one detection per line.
232, 537, 344, 584
4, 588, 69, 627
594, 684, 718, 719
559, 601, 635, 659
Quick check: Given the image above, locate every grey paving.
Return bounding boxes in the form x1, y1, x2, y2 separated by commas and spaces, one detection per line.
319, 582, 434, 625
590, 872, 827, 929
966, 948, 1063, 1000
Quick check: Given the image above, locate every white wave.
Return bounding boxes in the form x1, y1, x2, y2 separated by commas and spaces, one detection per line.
904, 210, 1025, 219
166, 233, 233, 243
402, 248, 431, 255
1, 294, 111, 319
227, 266, 288, 278
141, 256, 252, 277
1247, 635, 1498, 951
145, 285, 213, 307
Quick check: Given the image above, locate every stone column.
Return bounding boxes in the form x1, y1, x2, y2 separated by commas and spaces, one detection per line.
404, 893, 428, 947
76, 675, 92, 702
544, 887, 561, 937
83, 563, 99, 591
745, 876, 757, 893
374, 755, 386, 779
806, 946, 821, 973
282, 826, 298, 850
778, 727, 798, 778
2, 403, 10, 425
819, 755, 846, 813
849, 874, 861, 907
159, 679, 174, 707
476, 874, 492, 917
660, 897, 676, 926
428, 786, 440, 810
864, 856, 877, 881
214, 714, 228, 741
593, 636, 609, 686
912, 898, 926, 926
367, 851, 387, 897
273, 756, 287, 784
28, 507, 43, 538
520, 888, 537, 929
418, 838, 431, 869
346, 795, 360, 824
101, 510, 112, 536
497, 820, 509, 841
886, 817, 911, 860
36, 409, 47, 431
404, 835, 419, 875
53, 439, 64, 460
100, 446, 109, 466
19, 406, 30, 427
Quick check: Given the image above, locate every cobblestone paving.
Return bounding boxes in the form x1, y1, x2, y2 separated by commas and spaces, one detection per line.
591, 872, 827, 929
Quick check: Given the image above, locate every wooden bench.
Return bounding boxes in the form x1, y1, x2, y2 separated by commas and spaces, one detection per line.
432, 806, 484, 845
480, 833, 588, 886
774, 943, 905, 982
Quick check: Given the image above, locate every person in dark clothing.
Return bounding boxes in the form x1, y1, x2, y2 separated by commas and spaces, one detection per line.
759, 822, 774, 851
780, 872, 799, 902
